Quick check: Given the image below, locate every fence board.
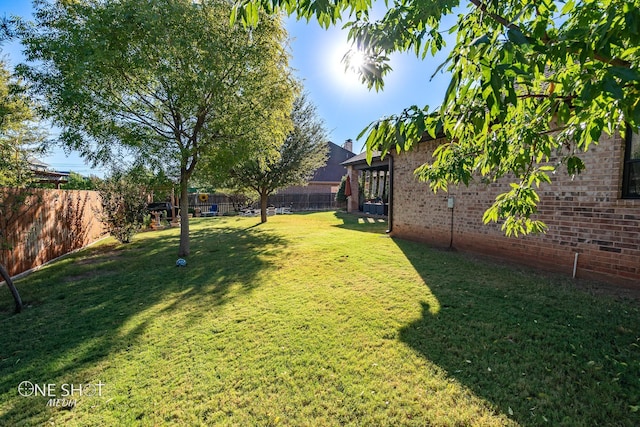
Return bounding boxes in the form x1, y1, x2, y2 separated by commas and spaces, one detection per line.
1, 188, 105, 277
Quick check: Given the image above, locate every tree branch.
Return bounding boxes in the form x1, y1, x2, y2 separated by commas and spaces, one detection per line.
468, 0, 519, 32
467, 0, 631, 68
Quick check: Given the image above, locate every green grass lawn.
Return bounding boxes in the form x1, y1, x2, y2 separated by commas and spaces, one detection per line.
1, 211, 639, 426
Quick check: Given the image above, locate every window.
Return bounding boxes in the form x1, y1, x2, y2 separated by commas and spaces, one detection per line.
623, 129, 640, 198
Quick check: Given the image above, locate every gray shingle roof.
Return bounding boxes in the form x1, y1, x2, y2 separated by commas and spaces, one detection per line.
311, 141, 356, 182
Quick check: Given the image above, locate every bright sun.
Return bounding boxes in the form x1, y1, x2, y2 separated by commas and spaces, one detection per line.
328, 42, 367, 89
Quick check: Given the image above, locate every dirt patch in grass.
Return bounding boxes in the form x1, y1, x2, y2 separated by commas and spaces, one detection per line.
73, 244, 143, 266
74, 254, 121, 266
64, 271, 100, 282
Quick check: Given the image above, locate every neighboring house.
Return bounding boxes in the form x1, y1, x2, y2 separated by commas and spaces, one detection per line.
271, 140, 356, 210
344, 131, 640, 286
29, 158, 70, 189
278, 140, 356, 195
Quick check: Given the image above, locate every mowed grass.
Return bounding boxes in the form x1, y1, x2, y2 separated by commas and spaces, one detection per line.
0, 211, 639, 426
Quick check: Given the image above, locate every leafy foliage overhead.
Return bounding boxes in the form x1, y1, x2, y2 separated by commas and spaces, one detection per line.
233, 0, 640, 235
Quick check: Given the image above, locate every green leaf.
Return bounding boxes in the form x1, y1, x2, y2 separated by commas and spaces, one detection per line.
561, 0, 575, 14
589, 121, 602, 142
471, 35, 490, 46
489, 72, 502, 115
602, 75, 623, 99
566, 156, 585, 175
608, 66, 640, 83
506, 28, 528, 45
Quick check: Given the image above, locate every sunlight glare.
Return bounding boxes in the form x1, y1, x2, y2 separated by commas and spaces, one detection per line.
328, 40, 368, 90
344, 49, 366, 75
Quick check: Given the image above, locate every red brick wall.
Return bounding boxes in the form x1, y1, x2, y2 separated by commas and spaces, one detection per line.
1, 189, 105, 277
391, 134, 640, 286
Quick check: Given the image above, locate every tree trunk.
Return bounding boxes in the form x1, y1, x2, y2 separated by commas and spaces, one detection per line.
260, 191, 268, 223
0, 262, 22, 314
178, 168, 190, 257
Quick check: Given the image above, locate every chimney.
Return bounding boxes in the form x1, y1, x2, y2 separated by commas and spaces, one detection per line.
343, 139, 353, 153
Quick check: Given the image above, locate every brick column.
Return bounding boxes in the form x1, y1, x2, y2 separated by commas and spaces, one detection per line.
346, 166, 359, 213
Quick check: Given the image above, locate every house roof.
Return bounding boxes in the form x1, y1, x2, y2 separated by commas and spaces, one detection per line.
341, 150, 388, 171
340, 130, 446, 171
311, 141, 356, 183
28, 158, 70, 188
341, 151, 380, 165
27, 157, 50, 171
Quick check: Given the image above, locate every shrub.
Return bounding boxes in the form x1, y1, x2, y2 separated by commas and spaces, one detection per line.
335, 175, 348, 203
96, 172, 148, 243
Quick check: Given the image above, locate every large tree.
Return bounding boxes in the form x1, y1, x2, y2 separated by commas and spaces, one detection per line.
0, 59, 40, 314
0, 61, 38, 187
234, 0, 640, 236
18, 0, 296, 256
219, 94, 328, 223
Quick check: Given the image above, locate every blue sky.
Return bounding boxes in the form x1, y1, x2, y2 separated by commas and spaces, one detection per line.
1, 1, 451, 177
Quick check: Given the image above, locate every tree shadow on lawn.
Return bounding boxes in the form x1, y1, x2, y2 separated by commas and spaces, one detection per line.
393, 238, 640, 426
0, 222, 287, 425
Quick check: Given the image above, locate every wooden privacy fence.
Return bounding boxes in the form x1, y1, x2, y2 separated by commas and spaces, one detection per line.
0, 188, 105, 277
189, 192, 344, 214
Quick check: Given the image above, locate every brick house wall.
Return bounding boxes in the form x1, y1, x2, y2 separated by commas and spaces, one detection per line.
391, 134, 640, 286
